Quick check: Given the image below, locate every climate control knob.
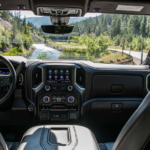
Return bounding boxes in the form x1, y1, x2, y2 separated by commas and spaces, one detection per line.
43, 96, 50, 103
68, 96, 75, 103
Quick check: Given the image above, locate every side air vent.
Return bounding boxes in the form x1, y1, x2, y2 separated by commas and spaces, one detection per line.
33, 68, 42, 88
76, 68, 85, 88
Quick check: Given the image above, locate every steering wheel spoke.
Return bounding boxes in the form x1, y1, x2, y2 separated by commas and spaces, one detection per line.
0, 75, 12, 87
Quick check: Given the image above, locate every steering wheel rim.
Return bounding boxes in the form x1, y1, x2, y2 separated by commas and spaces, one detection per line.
0, 55, 17, 105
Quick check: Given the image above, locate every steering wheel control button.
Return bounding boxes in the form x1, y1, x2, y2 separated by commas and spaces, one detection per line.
43, 96, 50, 103
67, 85, 73, 91
68, 96, 75, 103
45, 85, 50, 91
28, 104, 34, 112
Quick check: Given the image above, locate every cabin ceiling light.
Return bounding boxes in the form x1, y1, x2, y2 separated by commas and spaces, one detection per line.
116, 5, 144, 12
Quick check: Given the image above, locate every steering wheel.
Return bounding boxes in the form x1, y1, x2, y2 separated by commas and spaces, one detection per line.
0, 55, 17, 105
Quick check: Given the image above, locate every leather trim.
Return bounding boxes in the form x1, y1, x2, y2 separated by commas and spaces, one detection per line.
73, 125, 78, 150
92, 132, 100, 150
18, 125, 99, 150
112, 93, 150, 150
40, 126, 45, 150
0, 133, 8, 150
99, 142, 114, 150
99, 143, 107, 150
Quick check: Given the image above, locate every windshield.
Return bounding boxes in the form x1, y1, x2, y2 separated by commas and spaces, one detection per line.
0, 10, 148, 65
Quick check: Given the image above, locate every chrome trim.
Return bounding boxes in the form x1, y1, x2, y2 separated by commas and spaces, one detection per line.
75, 83, 85, 91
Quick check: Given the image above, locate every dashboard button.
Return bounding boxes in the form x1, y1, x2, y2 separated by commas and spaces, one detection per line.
52, 114, 60, 118
60, 70, 64, 74
28, 104, 34, 112
45, 85, 50, 91
49, 70, 52, 74
54, 70, 58, 74
61, 86, 66, 90
67, 85, 73, 91
52, 86, 57, 90
61, 114, 67, 119
57, 97, 61, 102
111, 103, 123, 111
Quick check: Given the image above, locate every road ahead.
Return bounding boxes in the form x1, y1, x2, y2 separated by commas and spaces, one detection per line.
108, 48, 148, 61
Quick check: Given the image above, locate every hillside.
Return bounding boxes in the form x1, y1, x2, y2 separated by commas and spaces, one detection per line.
0, 10, 45, 56
31, 32, 44, 43
0, 18, 12, 31
26, 16, 89, 28
69, 14, 150, 52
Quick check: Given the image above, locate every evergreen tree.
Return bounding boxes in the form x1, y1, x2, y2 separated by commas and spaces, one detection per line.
1, 11, 10, 22
12, 21, 17, 40
140, 16, 147, 37
110, 17, 118, 38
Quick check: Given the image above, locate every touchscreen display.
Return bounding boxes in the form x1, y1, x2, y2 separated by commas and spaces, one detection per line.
47, 69, 71, 83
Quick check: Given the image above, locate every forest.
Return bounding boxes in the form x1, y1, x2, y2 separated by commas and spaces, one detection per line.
0, 10, 150, 62
46, 14, 150, 62
0, 11, 45, 56
70, 13, 150, 51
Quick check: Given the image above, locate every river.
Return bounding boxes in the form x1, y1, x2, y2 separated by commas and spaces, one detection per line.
28, 44, 61, 59
28, 44, 147, 64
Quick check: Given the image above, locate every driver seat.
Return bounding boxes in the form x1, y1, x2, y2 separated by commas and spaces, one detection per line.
0, 133, 19, 150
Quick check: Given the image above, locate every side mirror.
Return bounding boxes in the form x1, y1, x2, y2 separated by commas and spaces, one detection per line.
41, 25, 74, 34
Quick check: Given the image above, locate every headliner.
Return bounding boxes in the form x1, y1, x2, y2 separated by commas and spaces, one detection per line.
0, 0, 150, 16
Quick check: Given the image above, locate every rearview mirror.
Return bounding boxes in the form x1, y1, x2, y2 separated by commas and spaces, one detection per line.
41, 25, 74, 34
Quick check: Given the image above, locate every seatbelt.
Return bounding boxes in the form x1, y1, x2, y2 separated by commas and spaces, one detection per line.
0, 133, 8, 150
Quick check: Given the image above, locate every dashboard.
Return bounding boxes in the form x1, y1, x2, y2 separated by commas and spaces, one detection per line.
0, 57, 150, 143
0, 57, 149, 126
26, 63, 84, 123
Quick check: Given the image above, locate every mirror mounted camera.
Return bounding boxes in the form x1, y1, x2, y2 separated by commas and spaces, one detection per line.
41, 25, 74, 34
41, 16, 74, 34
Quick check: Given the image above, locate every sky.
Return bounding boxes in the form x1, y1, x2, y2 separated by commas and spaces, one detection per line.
11, 10, 101, 18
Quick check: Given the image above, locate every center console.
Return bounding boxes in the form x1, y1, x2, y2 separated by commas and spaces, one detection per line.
18, 125, 99, 150
27, 63, 85, 123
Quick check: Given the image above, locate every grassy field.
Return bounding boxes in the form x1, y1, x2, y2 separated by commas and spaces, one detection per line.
94, 51, 131, 63
1, 50, 30, 56
108, 46, 149, 53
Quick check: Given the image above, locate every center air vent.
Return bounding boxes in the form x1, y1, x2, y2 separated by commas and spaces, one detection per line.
33, 68, 42, 88
76, 68, 85, 88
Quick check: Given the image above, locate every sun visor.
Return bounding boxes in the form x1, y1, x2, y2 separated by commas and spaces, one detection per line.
89, 1, 150, 15
0, 0, 30, 10
30, 0, 88, 16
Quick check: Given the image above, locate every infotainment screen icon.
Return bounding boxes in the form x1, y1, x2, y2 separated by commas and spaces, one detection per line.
47, 69, 71, 83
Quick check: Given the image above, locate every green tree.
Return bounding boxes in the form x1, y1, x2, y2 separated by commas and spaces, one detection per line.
140, 16, 147, 37
1, 11, 10, 22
